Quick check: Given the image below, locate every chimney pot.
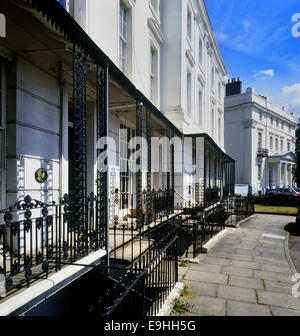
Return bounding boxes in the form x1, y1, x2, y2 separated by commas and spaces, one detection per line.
226, 77, 242, 97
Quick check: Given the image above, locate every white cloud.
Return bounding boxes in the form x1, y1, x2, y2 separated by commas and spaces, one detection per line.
282, 83, 300, 106
215, 31, 228, 42
254, 69, 274, 78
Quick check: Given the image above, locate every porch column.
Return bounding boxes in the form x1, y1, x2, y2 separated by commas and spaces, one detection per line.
146, 109, 152, 224
136, 101, 143, 228
277, 162, 282, 188
167, 127, 171, 214
96, 64, 109, 270
284, 163, 288, 187
265, 161, 269, 189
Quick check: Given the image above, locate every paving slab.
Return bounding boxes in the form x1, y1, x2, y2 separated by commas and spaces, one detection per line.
254, 270, 293, 284
271, 306, 300, 316
217, 285, 257, 304
205, 256, 232, 266
257, 290, 300, 310
254, 256, 288, 266
183, 296, 226, 316
226, 300, 272, 316
188, 263, 222, 274
232, 248, 258, 256
227, 254, 254, 262
264, 280, 293, 295
260, 263, 292, 275
229, 276, 264, 290
222, 266, 254, 278
183, 280, 217, 298
185, 270, 228, 285
231, 260, 260, 270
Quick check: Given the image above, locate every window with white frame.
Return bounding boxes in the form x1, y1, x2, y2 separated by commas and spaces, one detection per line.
198, 90, 203, 127
270, 135, 273, 150
288, 141, 291, 152
258, 132, 262, 149
119, 2, 129, 73
258, 164, 262, 181
275, 137, 279, 152
276, 119, 279, 128
270, 116, 273, 125
211, 67, 214, 91
259, 112, 263, 121
281, 121, 284, 129
211, 107, 215, 138
280, 139, 283, 152
187, 6, 192, 42
199, 39, 203, 66
150, 46, 158, 104
218, 81, 221, 101
187, 71, 192, 115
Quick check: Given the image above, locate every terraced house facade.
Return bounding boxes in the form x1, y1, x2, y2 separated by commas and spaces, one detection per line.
0, 0, 235, 316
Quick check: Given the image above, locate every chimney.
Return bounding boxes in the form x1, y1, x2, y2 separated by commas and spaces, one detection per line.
226, 77, 242, 96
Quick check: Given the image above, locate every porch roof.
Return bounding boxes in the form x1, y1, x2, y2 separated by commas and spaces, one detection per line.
268, 151, 296, 163
184, 133, 235, 163
21, 0, 182, 137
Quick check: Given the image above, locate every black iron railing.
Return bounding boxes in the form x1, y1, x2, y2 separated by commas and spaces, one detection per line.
205, 187, 220, 205
94, 235, 178, 317
152, 189, 174, 219
177, 202, 227, 258
225, 197, 255, 215
0, 193, 105, 297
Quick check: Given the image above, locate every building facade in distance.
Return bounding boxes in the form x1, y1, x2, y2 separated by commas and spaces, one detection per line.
225, 79, 296, 195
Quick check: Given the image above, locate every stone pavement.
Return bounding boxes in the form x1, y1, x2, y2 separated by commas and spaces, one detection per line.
177, 214, 300, 316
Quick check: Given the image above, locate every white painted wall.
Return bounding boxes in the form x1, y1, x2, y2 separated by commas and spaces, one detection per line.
6, 56, 61, 206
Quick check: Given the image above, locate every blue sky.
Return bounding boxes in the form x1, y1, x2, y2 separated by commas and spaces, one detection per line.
205, 0, 300, 122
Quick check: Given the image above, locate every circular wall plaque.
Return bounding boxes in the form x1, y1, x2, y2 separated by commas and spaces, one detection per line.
35, 168, 48, 184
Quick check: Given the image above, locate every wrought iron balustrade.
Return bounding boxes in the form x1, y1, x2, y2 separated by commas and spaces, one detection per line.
205, 187, 221, 205
177, 202, 227, 258
257, 148, 269, 158
92, 234, 178, 317
109, 188, 178, 265
0, 193, 106, 298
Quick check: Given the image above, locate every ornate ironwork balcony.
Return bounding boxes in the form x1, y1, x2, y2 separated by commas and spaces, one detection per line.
0, 193, 105, 299
257, 148, 269, 158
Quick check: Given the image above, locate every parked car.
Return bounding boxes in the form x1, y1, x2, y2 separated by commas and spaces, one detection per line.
277, 188, 300, 197
266, 189, 278, 195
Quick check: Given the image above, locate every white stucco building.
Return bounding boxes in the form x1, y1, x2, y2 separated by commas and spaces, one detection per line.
0, 0, 235, 316
225, 79, 297, 195
50, 0, 228, 205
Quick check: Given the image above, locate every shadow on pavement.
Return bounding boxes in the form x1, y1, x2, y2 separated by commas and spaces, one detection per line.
284, 222, 300, 237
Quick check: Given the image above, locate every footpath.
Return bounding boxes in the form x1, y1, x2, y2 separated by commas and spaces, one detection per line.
176, 214, 300, 316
